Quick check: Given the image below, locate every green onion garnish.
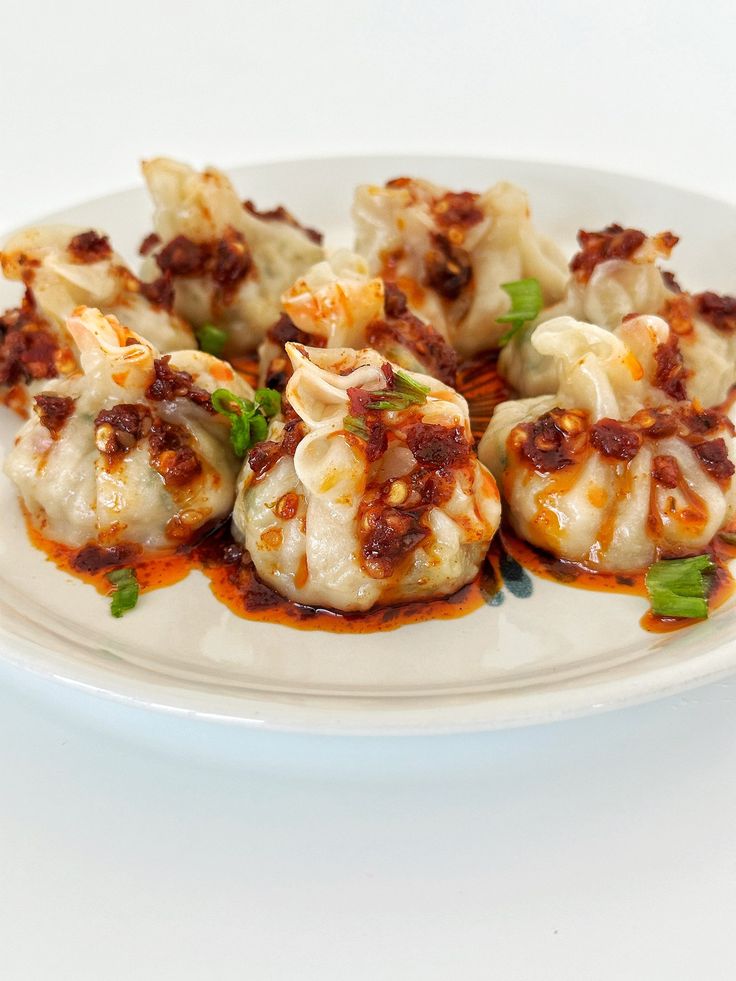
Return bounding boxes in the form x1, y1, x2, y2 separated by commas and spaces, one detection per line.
497, 278, 543, 346
107, 568, 139, 618
212, 387, 281, 457
365, 369, 430, 411
645, 554, 715, 619
196, 323, 228, 357
719, 531, 736, 545
344, 415, 370, 439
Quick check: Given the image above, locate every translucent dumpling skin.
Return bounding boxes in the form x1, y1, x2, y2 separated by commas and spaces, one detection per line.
353, 177, 568, 356
140, 157, 324, 354
481, 315, 736, 573
233, 343, 501, 611
499, 224, 736, 407
258, 249, 458, 390
5, 306, 253, 551
0, 289, 78, 415
0, 224, 196, 414
1, 224, 195, 353
498, 225, 677, 398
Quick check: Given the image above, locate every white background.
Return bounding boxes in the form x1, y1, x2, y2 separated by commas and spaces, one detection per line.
2, 1, 736, 977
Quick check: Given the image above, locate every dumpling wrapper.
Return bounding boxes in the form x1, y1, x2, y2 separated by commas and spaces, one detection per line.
140, 157, 324, 354
353, 177, 568, 356
499, 226, 736, 407
481, 315, 736, 572
258, 249, 457, 389
5, 306, 252, 551
233, 343, 500, 611
1, 224, 195, 354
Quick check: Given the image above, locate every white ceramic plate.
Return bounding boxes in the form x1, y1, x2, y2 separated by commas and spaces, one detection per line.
2, 155, 736, 735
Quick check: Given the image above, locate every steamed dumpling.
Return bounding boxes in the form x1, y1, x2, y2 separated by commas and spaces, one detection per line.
499, 225, 678, 397
5, 306, 252, 551
353, 177, 567, 356
1, 224, 195, 354
658, 288, 736, 408
480, 315, 736, 573
233, 343, 500, 611
140, 157, 324, 354
549, 225, 678, 329
499, 224, 736, 407
259, 249, 457, 390
0, 290, 78, 414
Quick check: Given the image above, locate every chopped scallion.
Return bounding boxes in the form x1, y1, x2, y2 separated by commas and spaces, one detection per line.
363, 369, 430, 412
344, 415, 370, 440
211, 387, 281, 457
107, 568, 139, 618
196, 323, 228, 357
645, 554, 715, 619
497, 278, 543, 346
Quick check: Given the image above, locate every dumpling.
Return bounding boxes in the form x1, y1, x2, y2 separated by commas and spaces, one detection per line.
0, 289, 77, 414
658, 287, 736, 408
480, 315, 736, 573
233, 343, 501, 611
498, 225, 678, 397
1, 225, 195, 354
140, 157, 324, 354
499, 224, 736, 407
353, 177, 568, 356
258, 249, 457, 390
549, 225, 678, 329
5, 306, 253, 552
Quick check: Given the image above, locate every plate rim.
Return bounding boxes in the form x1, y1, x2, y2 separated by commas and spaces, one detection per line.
7, 151, 735, 236
3, 618, 736, 735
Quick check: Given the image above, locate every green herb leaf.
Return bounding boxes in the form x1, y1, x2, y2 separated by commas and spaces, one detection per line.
645, 554, 715, 619
249, 413, 269, 445
211, 389, 244, 416
230, 416, 253, 456
196, 323, 228, 357
254, 387, 281, 419
107, 568, 139, 618
394, 369, 430, 400
211, 387, 281, 457
364, 369, 430, 412
497, 278, 543, 346
344, 414, 370, 439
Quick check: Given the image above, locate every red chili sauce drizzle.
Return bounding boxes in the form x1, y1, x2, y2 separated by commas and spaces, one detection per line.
259, 283, 458, 395
19, 339, 736, 634
24, 514, 193, 597
198, 526, 485, 633
0, 291, 76, 415
25, 514, 486, 633
499, 523, 736, 634
501, 394, 736, 631
21, 350, 507, 632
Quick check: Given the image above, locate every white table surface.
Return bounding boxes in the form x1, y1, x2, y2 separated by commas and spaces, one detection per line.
2, 1, 736, 977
